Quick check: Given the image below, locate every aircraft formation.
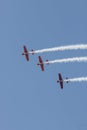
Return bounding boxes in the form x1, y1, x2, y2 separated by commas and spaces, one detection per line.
22, 44, 87, 89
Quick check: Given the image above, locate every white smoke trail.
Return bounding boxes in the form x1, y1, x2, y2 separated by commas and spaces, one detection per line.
29, 44, 87, 54
64, 77, 87, 82
44, 56, 87, 64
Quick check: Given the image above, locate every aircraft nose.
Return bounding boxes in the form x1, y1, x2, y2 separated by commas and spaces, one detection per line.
22, 53, 24, 55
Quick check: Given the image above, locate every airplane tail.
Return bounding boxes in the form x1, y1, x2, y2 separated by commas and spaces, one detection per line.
46, 60, 49, 65
65, 77, 69, 83
31, 49, 34, 55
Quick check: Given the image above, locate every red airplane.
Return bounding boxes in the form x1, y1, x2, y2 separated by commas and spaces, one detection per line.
22, 45, 34, 61
37, 56, 44, 71
37, 56, 49, 71
57, 73, 69, 89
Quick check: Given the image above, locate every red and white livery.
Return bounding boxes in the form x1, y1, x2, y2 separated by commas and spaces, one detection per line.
22, 45, 34, 61
57, 73, 69, 89
37, 56, 44, 71
37, 56, 49, 71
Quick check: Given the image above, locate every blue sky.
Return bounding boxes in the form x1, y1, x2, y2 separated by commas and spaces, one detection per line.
0, 0, 87, 130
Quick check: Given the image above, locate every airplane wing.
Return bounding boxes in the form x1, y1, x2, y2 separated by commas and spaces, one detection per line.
40, 64, 44, 71
25, 53, 29, 61
60, 81, 63, 89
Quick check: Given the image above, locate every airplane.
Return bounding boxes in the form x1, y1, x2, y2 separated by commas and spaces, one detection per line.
57, 73, 69, 89
22, 45, 34, 61
37, 56, 44, 71
37, 56, 50, 71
